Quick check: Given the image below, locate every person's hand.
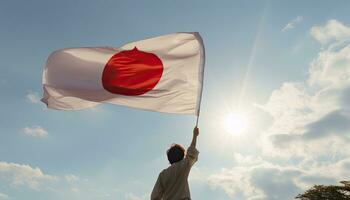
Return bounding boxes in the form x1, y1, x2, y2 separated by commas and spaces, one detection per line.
193, 126, 199, 137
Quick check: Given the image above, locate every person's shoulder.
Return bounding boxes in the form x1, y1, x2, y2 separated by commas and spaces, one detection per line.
159, 165, 175, 179
161, 165, 173, 174
160, 168, 168, 174
157, 168, 167, 179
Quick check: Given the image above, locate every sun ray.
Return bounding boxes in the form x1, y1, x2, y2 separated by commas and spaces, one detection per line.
237, 2, 269, 110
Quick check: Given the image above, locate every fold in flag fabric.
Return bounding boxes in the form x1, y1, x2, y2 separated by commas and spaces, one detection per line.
42, 32, 205, 115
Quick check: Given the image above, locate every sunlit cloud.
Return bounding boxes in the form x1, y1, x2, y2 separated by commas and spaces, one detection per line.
208, 154, 302, 200
65, 174, 79, 183
0, 161, 57, 190
262, 18, 350, 179
22, 126, 48, 138
0, 161, 92, 197
207, 152, 349, 200
265, 20, 350, 152
310, 20, 350, 44
282, 16, 303, 32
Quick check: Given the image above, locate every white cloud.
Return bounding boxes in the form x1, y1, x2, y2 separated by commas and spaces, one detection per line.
188, 166, 207, 183
63, 174, 81, 194
0, 162, 57, 190
207, 153, 349, 200
65, 174, 79, 183
0, 162, 104, 199
0, 193, 8, 199
208, 155, 303, 200
26, 91, 41, 104
22, 126, 48, 137
262, 17, 350, 184
261, 82, 313, 136
310, 19, 350, 44
208, 166, 265, 199
263, 19, 350, 154
308, 44, 350, 87
282, 16, 303, 32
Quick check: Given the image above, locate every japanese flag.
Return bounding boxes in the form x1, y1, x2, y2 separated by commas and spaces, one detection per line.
42, 32, 205, 115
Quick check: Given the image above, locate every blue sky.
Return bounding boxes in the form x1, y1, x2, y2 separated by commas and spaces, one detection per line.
1, 0, 350, 199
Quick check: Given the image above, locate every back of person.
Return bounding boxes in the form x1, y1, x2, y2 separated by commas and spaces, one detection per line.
151, 127, 199, 200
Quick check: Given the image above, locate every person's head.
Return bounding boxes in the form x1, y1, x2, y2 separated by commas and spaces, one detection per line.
167, 144, 185, 164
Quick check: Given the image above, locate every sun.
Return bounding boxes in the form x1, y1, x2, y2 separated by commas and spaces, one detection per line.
224, 113, 248, 135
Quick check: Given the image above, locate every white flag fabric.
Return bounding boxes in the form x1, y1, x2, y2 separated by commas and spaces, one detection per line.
42, 32, 205, 115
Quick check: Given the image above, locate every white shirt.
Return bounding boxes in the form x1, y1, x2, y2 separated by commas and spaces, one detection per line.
151, 145, 199, 200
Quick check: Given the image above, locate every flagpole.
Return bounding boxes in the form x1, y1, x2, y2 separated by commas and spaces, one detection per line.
195, 86, 203, 127
195, 32, 206, 128
195, 113, 200, 127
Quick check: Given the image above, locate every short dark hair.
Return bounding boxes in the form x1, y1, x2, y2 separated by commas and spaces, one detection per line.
167, 144, 185, 164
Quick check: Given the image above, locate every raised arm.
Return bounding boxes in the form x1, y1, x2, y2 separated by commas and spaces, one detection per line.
185, 127, 200, 166
190, 126, 199, 147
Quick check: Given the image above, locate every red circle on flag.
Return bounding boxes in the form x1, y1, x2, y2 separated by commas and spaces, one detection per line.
102, 47, 163, 96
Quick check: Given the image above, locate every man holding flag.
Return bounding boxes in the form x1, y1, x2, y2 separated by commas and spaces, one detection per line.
151, 126, 200, 200
42, 32, 205, 199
